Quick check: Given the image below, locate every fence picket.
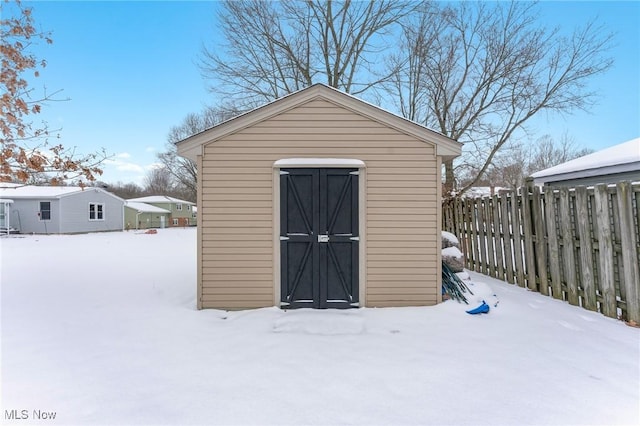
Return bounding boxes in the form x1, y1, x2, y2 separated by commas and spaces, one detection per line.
470, 199, 480, 272
492, 194, 505, 281
522, 186, 537, 291
575, 186, 597, 311
544, 189, 563, 299
593, 185, 617, 318
616, 182, 640, 323
485, 197, 496, 277
532, 186, 549, 296
501, 193, 515, 284
511, 193, 525, 287
559, 188, 578, 305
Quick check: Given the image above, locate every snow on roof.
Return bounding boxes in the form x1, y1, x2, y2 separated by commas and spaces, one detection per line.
0, 185, 92, 199
531, 137, 640, 183
127, 195, 195, 205
125, 201, 171, 214
461, 187, 508, 198
274, 158, 365, 167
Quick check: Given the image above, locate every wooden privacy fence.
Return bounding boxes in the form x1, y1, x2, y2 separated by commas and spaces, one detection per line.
442, 181, 640, 322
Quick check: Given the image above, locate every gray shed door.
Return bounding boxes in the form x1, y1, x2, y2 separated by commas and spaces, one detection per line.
280, 168, 359, 309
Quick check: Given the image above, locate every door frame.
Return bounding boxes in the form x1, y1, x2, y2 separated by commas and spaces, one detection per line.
273, 159, 366, 308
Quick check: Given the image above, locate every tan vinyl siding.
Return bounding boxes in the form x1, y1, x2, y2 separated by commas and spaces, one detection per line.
200, 98, 439, 309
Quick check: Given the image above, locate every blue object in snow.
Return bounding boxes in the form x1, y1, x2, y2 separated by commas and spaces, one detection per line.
466, 301, 490, 315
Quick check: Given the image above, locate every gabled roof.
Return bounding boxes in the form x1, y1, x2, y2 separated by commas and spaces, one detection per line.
125, 201, 171, 214
127, 195, 195, 205
0, 185, 124, 201
176, 84, 462, 161
531, 138, 640, 184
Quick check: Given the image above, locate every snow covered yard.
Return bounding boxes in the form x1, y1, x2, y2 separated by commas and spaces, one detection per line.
1, 228, 638, 426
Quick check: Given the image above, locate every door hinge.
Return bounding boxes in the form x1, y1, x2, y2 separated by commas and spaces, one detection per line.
318, 234, 330, 243
349, 171, 359, 175
280, 171, 290, 175
279, 236, 290, 241
349, 236, 360, 241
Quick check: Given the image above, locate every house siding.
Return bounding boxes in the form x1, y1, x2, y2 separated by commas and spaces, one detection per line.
59, 190, 124, 233
139, 202, 196, 226
8, 199, 62, 233
199, 99, 440, 309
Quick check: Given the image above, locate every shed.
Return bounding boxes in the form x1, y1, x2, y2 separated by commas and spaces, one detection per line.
177, 84, 462, 310
0, 185, 124, 234
531, 137, 640, 186
124, 201, 171, 229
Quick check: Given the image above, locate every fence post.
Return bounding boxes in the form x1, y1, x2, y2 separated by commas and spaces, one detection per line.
575, 186, 597, 311
593, 184, 617, 318
616, 181, 640, 322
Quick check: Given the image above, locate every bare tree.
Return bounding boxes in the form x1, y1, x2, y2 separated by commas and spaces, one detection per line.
104, 181, 145, 200
527, 133, 593, 173
384, 1, 613, 195
143, 166, 174, 195
158, 105, 241, 202
199, 0, 417, 106
1, 0, 108, 185
475, 133, 595, 190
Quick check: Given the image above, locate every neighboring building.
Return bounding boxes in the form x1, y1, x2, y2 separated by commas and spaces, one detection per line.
531, 137, 640, 186
126, 196, 196, 227
176, 83, 462, 310
0, 185, 124, 234
124, 201, 171, 230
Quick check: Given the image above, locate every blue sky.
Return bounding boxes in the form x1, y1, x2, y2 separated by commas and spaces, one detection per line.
16, 1, 640, 185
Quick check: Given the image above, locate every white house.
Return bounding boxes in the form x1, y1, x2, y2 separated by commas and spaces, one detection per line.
0, 185, 124, 234
531, 137, 640, 186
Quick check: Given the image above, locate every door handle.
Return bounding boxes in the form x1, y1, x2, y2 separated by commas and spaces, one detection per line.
317, 234, 330, 243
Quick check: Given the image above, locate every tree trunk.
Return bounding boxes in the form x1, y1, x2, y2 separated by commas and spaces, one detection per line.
443, 159, 455, 196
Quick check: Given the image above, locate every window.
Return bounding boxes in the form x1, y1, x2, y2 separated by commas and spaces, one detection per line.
176, 203, 183, 211
172, 218, 179, 226
39, 202, 51, 221
192, 213, 197, 219
89, 203, 104, 220
187, 205, 191, 211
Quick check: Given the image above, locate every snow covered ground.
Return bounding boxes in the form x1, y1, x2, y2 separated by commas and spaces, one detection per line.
1, 228, 638, 425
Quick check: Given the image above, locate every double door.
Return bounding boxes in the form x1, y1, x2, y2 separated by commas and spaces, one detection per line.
280, 168, 359, 308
